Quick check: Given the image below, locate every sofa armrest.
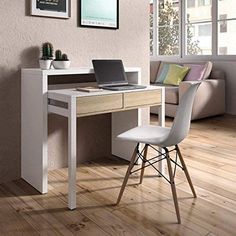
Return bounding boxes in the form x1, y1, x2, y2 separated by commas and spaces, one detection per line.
179, 79, 225, 120
179, 81, 199, 98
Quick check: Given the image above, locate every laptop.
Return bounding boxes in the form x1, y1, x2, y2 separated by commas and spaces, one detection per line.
92, 59, 146, 91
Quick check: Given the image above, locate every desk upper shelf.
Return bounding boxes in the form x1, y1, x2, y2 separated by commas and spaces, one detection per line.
21, 67, 141, 76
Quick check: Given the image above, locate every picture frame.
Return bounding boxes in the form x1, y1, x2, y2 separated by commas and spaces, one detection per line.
31, 0, 70, 19
79, 0, 119, 29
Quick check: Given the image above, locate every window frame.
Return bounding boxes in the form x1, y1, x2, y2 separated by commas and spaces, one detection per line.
150, 0, 236, 61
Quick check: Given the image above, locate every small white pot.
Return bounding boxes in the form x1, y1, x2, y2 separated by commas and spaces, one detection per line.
52, 60, 71, 69
39, 59, 52, 70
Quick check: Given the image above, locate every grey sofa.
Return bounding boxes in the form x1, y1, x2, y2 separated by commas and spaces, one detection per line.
150, 60, 225, 120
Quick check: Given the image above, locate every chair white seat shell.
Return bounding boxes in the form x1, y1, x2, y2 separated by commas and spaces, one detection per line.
118, 126, 171, 146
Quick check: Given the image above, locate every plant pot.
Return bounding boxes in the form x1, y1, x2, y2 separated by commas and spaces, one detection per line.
52, 60, 71, 69
39, 59, 52, 70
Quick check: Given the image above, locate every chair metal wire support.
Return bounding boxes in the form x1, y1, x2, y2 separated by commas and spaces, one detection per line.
130, 144, 170, 183
129, 144, 185, 185
149, 145, 185, 179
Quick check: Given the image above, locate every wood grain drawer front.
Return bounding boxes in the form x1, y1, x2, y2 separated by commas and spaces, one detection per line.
124, 90, 161, 108
76, 94, 123, 115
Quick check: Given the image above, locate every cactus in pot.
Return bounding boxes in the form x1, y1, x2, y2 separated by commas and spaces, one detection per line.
39, 42, 54, 70
41, 42, 53, 60
55, 49, 62, 61
62, 54, 69, 61
52, 49, 70, 69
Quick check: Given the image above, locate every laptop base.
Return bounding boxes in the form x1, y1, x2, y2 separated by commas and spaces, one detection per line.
101, 84, 146, 91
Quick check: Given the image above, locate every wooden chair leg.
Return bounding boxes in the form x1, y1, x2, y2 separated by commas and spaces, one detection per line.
139, 144, 148, 184
176, 145, 197, 198
165, 149, 181, 224
116, 145, 138, 205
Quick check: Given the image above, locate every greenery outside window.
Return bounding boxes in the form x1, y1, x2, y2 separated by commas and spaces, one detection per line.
157, 1, 180, 56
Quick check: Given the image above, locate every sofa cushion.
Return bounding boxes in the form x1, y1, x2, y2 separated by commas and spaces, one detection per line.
150, 61, 161, 83
155, 84, 179, 104
183, 64, 206, 81
155, 62, 170, 83
184, 61, 212, 81
165, 86, 179, 104
155, 63, 190, 85
163, 64, 190, 85
203, 61, 213, 79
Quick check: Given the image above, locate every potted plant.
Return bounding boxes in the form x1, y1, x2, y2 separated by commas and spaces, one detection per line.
52, 50, 71, 69
39, 42, 54, 70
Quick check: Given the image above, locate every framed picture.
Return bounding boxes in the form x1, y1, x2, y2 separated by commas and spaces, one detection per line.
80, 0, 119, 29
31, 0, 70, 19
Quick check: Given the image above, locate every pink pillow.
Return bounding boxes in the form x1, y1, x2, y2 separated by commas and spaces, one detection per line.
184, 64, 206, 81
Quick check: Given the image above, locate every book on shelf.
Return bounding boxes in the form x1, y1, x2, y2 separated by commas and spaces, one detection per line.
76, 86, 103, 92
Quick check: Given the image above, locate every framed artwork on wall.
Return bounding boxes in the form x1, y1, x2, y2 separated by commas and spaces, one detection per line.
31, 0, 70, 19
79, 0, 119, 29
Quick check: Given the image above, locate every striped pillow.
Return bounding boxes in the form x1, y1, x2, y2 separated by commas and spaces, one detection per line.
155, 63, 170, 83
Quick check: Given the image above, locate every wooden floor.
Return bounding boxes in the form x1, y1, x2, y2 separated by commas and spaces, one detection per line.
0, 115, 236, 236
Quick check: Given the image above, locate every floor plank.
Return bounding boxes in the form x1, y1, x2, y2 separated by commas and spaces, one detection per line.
0, 114, 235, 235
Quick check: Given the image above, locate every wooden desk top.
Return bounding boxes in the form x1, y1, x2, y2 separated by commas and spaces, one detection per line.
48, 85, 163, 117
48, 85, 163, 98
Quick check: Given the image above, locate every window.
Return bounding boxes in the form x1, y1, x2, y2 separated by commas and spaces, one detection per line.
150, 0, 236, 57
198, 24, 211, 36
157, 0, 180, 56
189, 25, 196, 37
218, 0, 236, 55
172, 0, 179, 7
219, 47, 227, 55
187, 0, 195, 8
185, 0, 212, 55
198, 0, 211, 6
219, 14, 227, 33
159, 0, 164, 9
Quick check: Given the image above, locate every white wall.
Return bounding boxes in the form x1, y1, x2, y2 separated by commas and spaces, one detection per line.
0, 0, 150, 182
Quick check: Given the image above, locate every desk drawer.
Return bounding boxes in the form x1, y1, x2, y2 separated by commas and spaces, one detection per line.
124, 90, 161, 108
76, 94, 123, 115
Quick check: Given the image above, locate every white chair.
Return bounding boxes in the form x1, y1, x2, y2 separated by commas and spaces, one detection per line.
116, 83, 200, 224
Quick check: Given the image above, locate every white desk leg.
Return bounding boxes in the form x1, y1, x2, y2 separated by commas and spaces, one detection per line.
158, 87, 165, 174
68, 97, 77, 210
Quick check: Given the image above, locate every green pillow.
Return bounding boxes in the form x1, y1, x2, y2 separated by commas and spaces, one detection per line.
163, 64, 190, 86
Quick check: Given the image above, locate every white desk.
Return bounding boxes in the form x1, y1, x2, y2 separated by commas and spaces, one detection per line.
21, 68, 165, 209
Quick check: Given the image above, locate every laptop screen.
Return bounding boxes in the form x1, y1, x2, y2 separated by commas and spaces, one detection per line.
92, 60, 128, 86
